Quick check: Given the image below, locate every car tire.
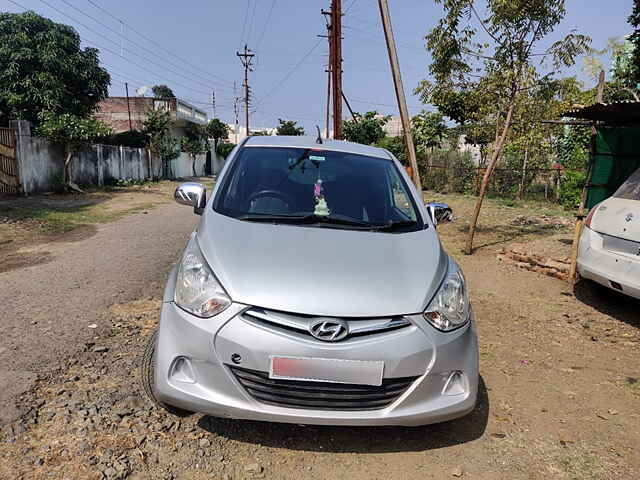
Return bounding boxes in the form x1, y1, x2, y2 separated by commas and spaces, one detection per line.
141, 329, 193, 417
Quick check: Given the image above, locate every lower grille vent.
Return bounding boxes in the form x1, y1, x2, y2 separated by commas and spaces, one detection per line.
230, 366, 416, 411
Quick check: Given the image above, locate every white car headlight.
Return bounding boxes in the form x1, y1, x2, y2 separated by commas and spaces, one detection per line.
423, 260, 470, 331
174, 238, 231, 318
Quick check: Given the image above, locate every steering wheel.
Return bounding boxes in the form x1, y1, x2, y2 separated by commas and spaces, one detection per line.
247, 189, 294, 211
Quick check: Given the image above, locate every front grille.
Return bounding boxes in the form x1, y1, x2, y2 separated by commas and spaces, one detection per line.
241, 307, 412, 342
230, 366, 417, 411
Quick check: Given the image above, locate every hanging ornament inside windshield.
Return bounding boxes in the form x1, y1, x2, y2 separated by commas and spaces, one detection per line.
313, 178, 330, 217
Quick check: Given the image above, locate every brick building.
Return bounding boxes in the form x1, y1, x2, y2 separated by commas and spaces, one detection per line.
94, 97, 207, 136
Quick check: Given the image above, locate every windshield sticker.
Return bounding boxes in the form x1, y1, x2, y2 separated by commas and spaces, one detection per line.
313, 178, 331, 217
309, 155, 325, 162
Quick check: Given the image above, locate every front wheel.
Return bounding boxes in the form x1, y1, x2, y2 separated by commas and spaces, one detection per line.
140, 329, 193, 417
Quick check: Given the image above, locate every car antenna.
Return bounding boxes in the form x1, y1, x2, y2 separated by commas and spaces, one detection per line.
315, 125, 323, 144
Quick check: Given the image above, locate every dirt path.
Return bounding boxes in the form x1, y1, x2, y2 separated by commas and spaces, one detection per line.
1, 194, 639, 479
0, 199, 198, 425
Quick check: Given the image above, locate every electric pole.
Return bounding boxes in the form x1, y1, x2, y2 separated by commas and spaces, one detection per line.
233, 81, 240, 144
236, 45, 255, 137
330, 0, 343, 139
378, 0, 422, 191
125, 82, 132, 131
321, 9, 332, 138
212, 90, 216, 119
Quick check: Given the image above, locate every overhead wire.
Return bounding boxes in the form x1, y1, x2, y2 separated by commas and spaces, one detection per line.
57, 0, 231, 90
84, 0, 233, 87
255, 0, 276, 49
239, 0, 251, 47
31, 0, 232, 95
246, 0, 258, 46
254, 38, 324, 109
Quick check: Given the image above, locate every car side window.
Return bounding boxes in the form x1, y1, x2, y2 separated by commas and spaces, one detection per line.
387, 166, 417, 221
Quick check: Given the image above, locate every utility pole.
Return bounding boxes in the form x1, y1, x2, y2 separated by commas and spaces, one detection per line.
233, 81, 240, 144
212, 90, 216, 119
321, 9, 332, 138
378, 0, 422, 191
330, 0, 343, 139
125, 82, 132, 131
236, 45, 255, 138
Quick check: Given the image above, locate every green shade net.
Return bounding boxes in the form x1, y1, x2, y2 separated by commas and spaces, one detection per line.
587, 127, 640, 209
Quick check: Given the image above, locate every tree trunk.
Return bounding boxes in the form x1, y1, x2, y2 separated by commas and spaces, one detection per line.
464, 100, 516, 255
192, 154, 197, 177
63, 151, 73, 185
518, 147, 529, 199
63, 150, 84, 193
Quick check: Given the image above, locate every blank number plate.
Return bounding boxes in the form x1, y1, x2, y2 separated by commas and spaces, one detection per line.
269, 356, 384, 386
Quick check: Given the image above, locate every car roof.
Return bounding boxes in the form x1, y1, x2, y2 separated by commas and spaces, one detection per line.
243, 135, 392, 160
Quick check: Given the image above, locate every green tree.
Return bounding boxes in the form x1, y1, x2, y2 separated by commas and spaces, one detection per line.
420, 0, 590, 254
276, 119, 305, 136
180, 123, 208, 176
37, 112, 112, 191
0, 11, 110, 126
151, 85, 175, 98
411, 111, 447, 172
376, 136, 406, 164
143, 108, 179, 178
343, 111, 389, 145
628, 0, 640, 87
251, 130, 271, 136
206, 118, 229, 153
216, 142, 236, 159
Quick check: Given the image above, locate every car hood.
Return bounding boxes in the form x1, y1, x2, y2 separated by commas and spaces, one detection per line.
197, 211, 448, 317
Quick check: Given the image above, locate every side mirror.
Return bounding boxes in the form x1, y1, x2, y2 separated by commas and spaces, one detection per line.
426, 202, 453, 226
174, 182, 207, 215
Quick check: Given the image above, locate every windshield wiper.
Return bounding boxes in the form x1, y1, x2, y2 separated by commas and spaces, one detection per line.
237, 213, 375, 229
372, 220, 418, 232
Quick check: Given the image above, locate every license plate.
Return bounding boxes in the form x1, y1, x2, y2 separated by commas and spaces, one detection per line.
269, 356, 384, 386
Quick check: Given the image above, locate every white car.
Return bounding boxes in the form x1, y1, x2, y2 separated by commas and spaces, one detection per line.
578, 166, 640, 299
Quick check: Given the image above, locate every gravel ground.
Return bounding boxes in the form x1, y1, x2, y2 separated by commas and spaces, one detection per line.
0, 200, 198, 426
1, 192, 639, 479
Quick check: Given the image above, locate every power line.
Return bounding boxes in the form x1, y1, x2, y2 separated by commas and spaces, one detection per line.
255, 0, 276, 48
84, 0, 233, 87
345, 0, 359, 14
33, 0, 232, 95
350, 97, 424, 110
57, 0, 231, 90
239, 0, 251, 48
254, 38, 324, 108
246, 0, 258, 46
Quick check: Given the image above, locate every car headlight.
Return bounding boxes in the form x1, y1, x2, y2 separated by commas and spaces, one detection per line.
174, 238, 231, 317
423, 259, 470, 331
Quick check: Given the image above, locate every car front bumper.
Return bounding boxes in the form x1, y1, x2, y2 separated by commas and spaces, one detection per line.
577, 227, 640, 300
154, 269, 479, 427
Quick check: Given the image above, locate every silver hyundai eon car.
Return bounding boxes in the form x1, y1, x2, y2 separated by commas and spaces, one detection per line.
141, 135, 478, 427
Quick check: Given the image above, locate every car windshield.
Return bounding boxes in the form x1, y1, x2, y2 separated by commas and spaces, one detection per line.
214, 146, 422, 231
613, 166, 640, 200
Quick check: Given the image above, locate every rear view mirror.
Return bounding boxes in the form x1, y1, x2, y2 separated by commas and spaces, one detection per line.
175, 182, 207, 215
426, 202, 453, 226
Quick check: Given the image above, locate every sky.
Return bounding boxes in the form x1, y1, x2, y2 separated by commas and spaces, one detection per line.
2, 0, 635, 132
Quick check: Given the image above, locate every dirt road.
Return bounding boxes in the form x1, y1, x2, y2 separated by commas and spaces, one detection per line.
0, 199, 198, 425
1, 192, 639, 479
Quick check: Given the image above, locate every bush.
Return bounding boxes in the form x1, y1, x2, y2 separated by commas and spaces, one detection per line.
216, 142, 235, 159
448, 154, 476, 193
559, 169, 586, 209
422, 149, 475, 194
99, 130, 147, 148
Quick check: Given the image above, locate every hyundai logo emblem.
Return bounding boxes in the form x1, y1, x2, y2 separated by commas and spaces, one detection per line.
309, 319, 349, 341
